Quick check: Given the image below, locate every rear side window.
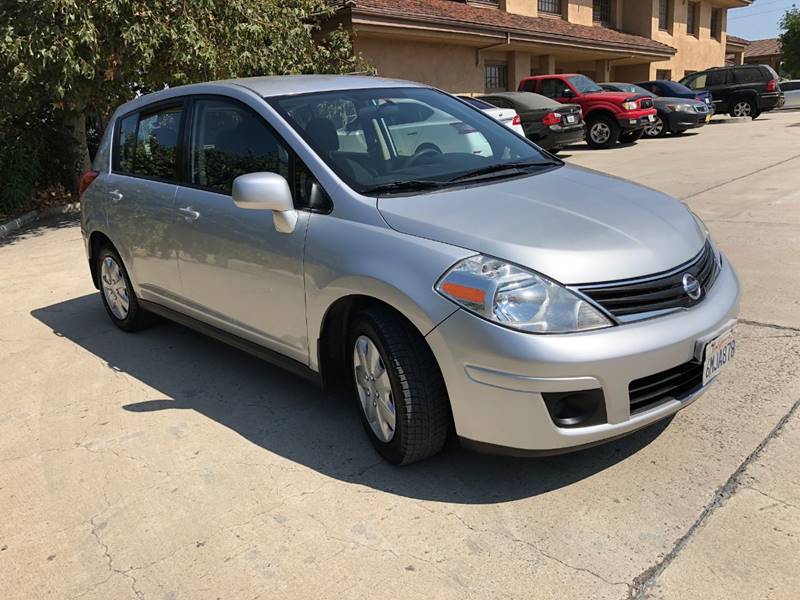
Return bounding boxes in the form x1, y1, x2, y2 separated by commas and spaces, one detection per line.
685, 73, 707, 90
189, 98, 290, 195
706, 70, 731, 86
112, 104, 184, 181
520, 79, 537, 93
734, 67, 763, 84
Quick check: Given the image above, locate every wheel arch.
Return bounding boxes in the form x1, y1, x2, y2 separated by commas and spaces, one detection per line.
88, 230, 117, 289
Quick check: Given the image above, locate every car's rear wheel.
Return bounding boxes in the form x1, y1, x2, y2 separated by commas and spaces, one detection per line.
619, 129, 644, 143
96, 245, 151, 332
730, 98, 756, 118
586, 115, 620, 149
348, 308, 449, 465
643, 114, 667, 138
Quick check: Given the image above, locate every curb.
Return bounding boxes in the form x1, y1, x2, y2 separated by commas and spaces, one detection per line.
0, 203, 80, 240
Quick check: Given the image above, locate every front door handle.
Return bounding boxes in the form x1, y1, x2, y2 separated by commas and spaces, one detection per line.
109, 190, 123, 203
179, 206, 201, 222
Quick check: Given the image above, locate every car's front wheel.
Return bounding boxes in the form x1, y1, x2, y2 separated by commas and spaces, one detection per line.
96, 245, 151, 332
348, 308, 449, 465
586, 115, 620, 149
643, 114, 667, 138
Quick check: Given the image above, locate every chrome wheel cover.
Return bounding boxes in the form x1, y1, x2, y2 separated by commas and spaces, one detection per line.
733, 101, 751, 117
645, 116, 664, 137
590, 122, 611, 144
353, 335, 396, 443
101, 256, 130, 320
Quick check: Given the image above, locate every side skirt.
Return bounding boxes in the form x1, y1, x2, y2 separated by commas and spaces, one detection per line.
139, 300, 323, 387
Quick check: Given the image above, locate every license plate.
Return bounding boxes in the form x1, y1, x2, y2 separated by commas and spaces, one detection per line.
702, 327, 736, 386
648, 114, 656, 122
566, 115, 577, 124
705, 114, 711, 123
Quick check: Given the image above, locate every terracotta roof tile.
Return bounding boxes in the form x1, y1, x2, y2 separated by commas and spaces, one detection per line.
336, 0, 675, 55
726, 34, 750, 46
744, 38, 781, 58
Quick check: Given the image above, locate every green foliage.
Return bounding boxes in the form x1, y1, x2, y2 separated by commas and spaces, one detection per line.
780, 6, 800, 78
0, 0, 365, 211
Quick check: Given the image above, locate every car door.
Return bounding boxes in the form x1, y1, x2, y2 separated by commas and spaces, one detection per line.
172, 96, 312, 363
707, 69, 732, 112
106, 101, 185, 301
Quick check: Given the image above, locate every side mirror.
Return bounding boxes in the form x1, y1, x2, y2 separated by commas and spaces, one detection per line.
562, 89, 575, 98
232, 172, 298, 234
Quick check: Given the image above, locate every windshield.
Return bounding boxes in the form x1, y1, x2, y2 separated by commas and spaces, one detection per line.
662, 81, 693, 95
568, 75, 603, 94
614, 83, 652, 96
268, 87, 555, 194
459, 96, 495, 110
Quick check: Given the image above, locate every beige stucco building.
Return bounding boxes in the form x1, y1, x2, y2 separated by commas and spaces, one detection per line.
331, 0, 752, 94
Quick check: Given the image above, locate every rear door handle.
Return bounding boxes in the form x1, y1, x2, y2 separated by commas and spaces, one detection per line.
179, 206, 201, 222
109, 190, 123, 203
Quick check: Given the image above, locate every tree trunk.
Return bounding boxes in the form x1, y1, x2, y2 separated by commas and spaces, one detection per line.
62, 110, 91, 191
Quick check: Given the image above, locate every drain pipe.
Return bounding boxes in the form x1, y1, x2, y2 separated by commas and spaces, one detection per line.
475, 31, 512, 66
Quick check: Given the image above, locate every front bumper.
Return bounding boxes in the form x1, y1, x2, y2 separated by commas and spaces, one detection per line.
425, 256, 741, 453
617, 110, 657, 130
668, 111, 709, 131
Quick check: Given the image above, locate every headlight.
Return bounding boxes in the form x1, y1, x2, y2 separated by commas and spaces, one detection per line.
435, 255, 612, 333
622, 101, 638, 111
666, 103, 694, 112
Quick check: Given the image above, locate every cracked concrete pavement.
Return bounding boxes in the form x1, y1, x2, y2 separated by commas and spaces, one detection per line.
2, 110, 799, 599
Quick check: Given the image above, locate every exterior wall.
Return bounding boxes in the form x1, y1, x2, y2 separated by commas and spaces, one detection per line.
501, 0, 538, 17
613, 63, 653, 82
568, 0, 594, 26
354, 37, 485, 94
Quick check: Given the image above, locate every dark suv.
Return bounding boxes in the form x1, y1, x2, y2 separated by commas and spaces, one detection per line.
679, 65, 783, 119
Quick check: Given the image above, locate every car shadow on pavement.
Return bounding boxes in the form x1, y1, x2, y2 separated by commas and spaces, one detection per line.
0, 213, 78, 248
32, 294, 671, 504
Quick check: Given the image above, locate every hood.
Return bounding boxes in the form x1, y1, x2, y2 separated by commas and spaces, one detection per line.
591, 91, 645, 103
653, 96, 704, 108
377, 165, 706, 285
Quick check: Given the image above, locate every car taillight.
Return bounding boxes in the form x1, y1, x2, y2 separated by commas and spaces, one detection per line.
511, 114, 522, 126
450, 122, 477, 135
695, 94, 703, 101
766, 79, 777, 92
79, 170, 100, 196
542, 112, 561, 127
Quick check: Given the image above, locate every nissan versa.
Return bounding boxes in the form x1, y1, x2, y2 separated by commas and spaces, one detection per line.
80, 76, 740, 465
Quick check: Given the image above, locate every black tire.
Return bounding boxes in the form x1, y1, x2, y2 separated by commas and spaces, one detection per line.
585, 114, 620, 149
729, 97, 756, 119
673, 129, 688, 136
348, 308, 450, 465
549, 147, 561, 155
619, 129, 644, 143
96, 245, 152, 332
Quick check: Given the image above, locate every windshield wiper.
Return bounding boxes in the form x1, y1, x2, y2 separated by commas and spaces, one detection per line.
447, 160, 552, 183
361, 179, 449, 195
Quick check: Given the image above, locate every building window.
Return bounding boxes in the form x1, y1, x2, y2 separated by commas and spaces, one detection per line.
658, 0, 671, 31
538, 0, 562, 16
656, 69, 672, 81
687, 2, 700, 37
484, 62, 508, 93
593, 0, 612, 25
711, 8, 722, 40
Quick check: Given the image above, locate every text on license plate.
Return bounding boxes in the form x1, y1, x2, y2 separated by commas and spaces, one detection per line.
702, 328, 736, 386
566, 115, 577, 123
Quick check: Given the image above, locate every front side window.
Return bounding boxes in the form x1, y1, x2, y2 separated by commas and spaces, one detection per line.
567, 75, 603, 94
484, 63, 508, 93
189, 98, 289, 195
539, 79, 565, 99
593, 0, 611, 25
113, 105, 183, 180
269, 87, 555, 194
658, 0, 671, 31
538, 0, 562, 16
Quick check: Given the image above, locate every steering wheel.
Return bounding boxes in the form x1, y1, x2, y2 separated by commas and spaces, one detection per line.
405, 146, 442, 168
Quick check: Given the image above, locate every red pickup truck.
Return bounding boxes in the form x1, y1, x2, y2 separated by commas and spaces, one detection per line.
519, 74, 657, 149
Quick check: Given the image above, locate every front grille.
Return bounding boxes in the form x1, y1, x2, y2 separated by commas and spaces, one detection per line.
578, 241, 719, 319
629, 361, 703, 414
640, 98, 654, 109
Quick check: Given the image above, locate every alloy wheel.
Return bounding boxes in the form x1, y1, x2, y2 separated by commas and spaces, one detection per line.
590, 122, 611, 145
645, 116, 664, 137
353, 335, 396, 443
101, 256, 130, 320
732, 101, 752, 117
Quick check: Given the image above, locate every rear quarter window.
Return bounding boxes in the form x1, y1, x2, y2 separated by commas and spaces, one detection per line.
733, 68, 763, 84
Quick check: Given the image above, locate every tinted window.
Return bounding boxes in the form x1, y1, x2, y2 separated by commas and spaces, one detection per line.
662, 81, 694, 95
685, 73, 707, 90
189, 98, 289, 195
520, 79, 537, 93
113, 105, 183, 180
733, 68, 763, 84
460, 97, 495, 109
485, 97, 514, 109
540, 79, 566, 98
269, 87, 553, 194
382, 102, 434, 126
707, 70, 731, 86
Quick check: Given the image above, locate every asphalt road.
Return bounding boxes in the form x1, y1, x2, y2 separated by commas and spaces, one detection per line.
2, 109, 799, 599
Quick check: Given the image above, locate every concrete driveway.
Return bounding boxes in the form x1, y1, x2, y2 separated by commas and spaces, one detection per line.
2, 110, 799, 600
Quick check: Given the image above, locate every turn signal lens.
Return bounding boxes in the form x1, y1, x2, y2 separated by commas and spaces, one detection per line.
79, 170, 100, 196
436, 255, 613, 334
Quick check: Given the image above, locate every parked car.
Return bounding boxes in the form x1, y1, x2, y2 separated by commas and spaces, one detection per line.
457, 95, 525, 135
600, 82, 710, 138
635, 79, 714, 112
780, 79, 800, 109
519, 74, 657, 149
679, 65, 784, 119
80, 76, 740, 465
477, 91, 584, 153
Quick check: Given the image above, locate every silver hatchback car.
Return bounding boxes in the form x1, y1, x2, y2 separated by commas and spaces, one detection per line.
80, 76, 740, 464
